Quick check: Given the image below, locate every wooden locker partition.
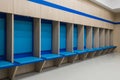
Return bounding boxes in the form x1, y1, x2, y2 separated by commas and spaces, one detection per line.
105, 29, 108, 46
52, 21, 60, 54
93, 27, 99, 48
93, 27, 102, 56
110, 30, 113, 46
66, 23, 73, 52
105, 29, 110, 46
59, 22, 75, 52
86, 26, 92, 49
78, 25, 84, 50
99, 29, 105, 47
33, 18, 41, 57
87, 26, 96, 58
6, 13, 14, 62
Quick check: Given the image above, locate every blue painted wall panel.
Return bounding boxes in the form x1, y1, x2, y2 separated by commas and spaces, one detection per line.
60, 23, 66, 51
73, 25, 78, 50
41, 21, 52, 52
0, 18, 5, 56
14, 20, 33, 54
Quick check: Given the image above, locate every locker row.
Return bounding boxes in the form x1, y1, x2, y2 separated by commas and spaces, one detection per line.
0, 13, 116, 79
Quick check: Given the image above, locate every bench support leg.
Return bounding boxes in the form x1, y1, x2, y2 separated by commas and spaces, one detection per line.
54, 58, 65, 67
101, 50, 105, 55
79, 53, 88, 60
110, 48, 116, 53
35, 61, 46, 72
98, 50, 103, 56
94, 51, 100, 56
111, 48, 115, 52
9, 66, 18, 80
106, 49, 110, 53
68, 55, 78, 63
108, 49, 111, 53
109, 49, 113, 53
87, 52, 96, 58
102, 50, 107, 55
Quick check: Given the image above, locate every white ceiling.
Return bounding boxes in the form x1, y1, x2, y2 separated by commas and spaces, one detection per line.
90, 0, 120, 13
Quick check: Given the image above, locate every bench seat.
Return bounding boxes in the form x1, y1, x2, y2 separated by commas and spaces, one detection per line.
0, 60, 14, 69
60, 52, 76, 57
15, 56, 44, 65
42, 53, 63, 60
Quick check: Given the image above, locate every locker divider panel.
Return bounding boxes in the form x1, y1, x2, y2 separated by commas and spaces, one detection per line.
93, 27, 99, 48
78, 25, 84, 50
92, 27, 94, 48
107, 30, 110, 46
86, 26, 92, 49
99, 29, 105, 47
6, 13, 14, 62
105, 29, 108, 47
33, 18, 41, 57
103, 29, 105, 47
110, 30, 113, 46
52, 21, 60, 54
66, 23, 73, 52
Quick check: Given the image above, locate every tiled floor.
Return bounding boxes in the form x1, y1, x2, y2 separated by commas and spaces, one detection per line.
15, 53, 120, 80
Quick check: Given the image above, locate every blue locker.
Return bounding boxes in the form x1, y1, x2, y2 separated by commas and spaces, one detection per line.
41, 20, 52, 54
73, 25, 78, 50
14, 15, 33, 58
0, 13, 6, 60
41, 20, 63, 60
60, 23, 67, 52
0, 13, 15, 69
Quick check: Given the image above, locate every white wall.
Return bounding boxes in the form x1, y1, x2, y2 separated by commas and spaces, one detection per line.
91, 0, 120, 12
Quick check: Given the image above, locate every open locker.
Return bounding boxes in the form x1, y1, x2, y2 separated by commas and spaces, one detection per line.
92, 27, 101, 56
73, 24, 84, 50
77, 26, 92, 59
41, 20, 62, 60
0, 13, 14, 69
59, 22, 77, 63
109, 30, 113, 46
107, 30, 113, 53
104, 29, 110, 54
14, 15, 43, 65
86, 26, 92, 49
99, 28, 106, 55
73, 25, 86, 60
73, 24, 78, 50
84, 26, 93, 50
106, 29, 111, 53
99, 28, 105, 47
85, 26, 96, 58
109, 30, 116, 52
41, 20, 53, 54
105, 29, 109, 47
93, 28, 99, 46
0, 13, 6, 60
